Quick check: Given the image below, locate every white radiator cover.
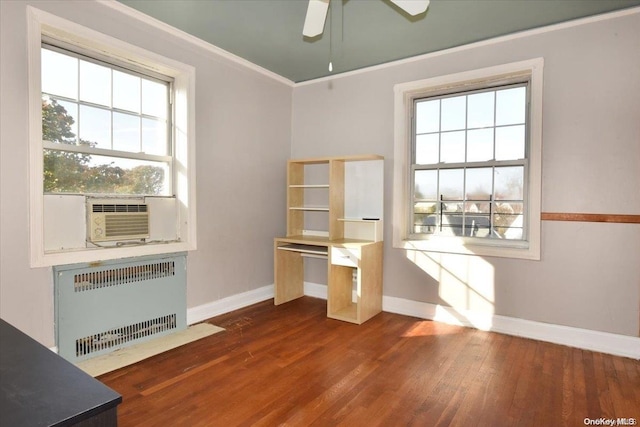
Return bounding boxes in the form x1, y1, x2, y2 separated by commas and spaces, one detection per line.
54, 253, 187, 363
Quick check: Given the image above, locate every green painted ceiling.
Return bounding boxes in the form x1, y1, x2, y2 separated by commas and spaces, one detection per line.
117, 0, 640, 83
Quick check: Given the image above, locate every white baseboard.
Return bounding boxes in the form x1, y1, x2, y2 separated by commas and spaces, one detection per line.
382, 295, 640, 360
187, 282, 639, 359
303, 281, 327, 299
186, 284, 274, 325
186, 283, 322, 324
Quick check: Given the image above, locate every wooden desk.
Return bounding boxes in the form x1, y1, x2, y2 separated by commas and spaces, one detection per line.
276, 155, 385, 324
0, 319, 122, 427
274, 236, 383, 324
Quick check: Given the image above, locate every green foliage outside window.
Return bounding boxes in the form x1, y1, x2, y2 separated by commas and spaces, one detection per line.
43, 99, 165, 195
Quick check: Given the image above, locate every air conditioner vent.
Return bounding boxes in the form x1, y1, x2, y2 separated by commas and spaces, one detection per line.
92, 204, 148, 213
88, 202, 150, 242
104, 214, 149, 237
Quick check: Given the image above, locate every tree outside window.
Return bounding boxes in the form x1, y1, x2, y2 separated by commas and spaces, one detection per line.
42, 45, 171, 196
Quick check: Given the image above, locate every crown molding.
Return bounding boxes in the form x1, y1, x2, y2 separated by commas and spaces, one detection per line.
98, 0, 295, 87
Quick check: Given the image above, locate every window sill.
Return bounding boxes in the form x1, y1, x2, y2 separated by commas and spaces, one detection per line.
35, 241, 194, 268
396, 237, 540, 261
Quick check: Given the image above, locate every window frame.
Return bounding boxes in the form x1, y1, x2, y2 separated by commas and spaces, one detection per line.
27, 6, 197, 267
41, 42, 175, 197
393, 59, 544, 260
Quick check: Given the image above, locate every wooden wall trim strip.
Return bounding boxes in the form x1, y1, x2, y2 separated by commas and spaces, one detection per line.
541, 212, 640, 224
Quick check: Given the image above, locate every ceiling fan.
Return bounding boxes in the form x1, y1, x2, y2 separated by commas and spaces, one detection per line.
303, 0, 430, 37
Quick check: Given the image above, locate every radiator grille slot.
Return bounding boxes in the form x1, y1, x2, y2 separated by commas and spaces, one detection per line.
76, 314, 177, 357
74, 261, 175, 292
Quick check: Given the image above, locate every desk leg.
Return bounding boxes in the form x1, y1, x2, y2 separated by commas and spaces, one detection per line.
274, 244, 304, 305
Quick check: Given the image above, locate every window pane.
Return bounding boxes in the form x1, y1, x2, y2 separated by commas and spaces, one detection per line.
439, 168, 464, 200
42, 49, 78, 100
113, 112, 140, 152
142, 118, 168, 156
496, 87, 526, 126
495, 202, 524, 240
495, 125, 525, 160
494, 166, 524, 200
465, 201, 491, 214
414, 170, 437, 200
466, 128, 493, 162
441, 203, 464, 236
413, 202, 437, 234
465, 199, 491, 237
58, 100, 78, 141
113, 71, 140, 113
79, 60, 111, 106
43, 98, 78, 144
43, 150, 168, 195
441, 96, 466, 131
142, 79, 168, 119
467, 91, 494, 129
440, 131, 465, 163
465, 167, 492, 200
79, 105, 111, 149
415, 133, 439, 165
416, 99, 439, 134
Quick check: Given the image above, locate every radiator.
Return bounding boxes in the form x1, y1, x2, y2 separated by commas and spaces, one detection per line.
54, 253, 187, 363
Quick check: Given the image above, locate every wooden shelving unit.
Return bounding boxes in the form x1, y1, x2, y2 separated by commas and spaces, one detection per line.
275, 155, 384, 324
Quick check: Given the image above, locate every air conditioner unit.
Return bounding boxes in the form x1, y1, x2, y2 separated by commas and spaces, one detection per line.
87, 202, 150, 243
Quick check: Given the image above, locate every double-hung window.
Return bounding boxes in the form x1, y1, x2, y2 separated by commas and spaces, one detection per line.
412, 83, 528, 240
393, 59, 543, 260
41, 43, 173, 196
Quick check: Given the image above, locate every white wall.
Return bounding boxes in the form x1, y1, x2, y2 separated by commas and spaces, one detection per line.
0, 0, 292, 346
291, 11, 640, 337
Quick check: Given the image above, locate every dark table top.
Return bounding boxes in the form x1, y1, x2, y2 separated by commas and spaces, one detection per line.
0, 319, 122, 427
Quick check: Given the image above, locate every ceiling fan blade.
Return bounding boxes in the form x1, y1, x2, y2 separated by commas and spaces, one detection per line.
389, 0, 430, 16
303, 0, 330, 37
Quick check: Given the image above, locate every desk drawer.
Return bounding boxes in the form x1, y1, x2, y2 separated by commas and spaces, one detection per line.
331, 247, 360, 267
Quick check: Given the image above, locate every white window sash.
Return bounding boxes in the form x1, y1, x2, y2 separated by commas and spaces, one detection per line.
43, 140, 172, 164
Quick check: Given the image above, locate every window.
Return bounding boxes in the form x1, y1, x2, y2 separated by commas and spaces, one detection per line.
27, 6, 197, 267
41, 44, 172, 196
393, 59, 543, 260
412, 83, 528, 240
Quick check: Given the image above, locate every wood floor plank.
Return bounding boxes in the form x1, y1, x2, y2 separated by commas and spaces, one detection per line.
97, 297, 640, 427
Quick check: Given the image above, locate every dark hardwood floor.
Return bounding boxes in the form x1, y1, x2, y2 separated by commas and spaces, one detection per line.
99, 297, 639, 427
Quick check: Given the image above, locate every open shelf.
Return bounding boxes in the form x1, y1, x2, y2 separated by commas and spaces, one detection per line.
289, 206, 330, 211
276, 155, 384, 324
289, 184, 329, 188
328, 304, 357, 323
277, 244, 328, 257
338, 218, 383, 242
